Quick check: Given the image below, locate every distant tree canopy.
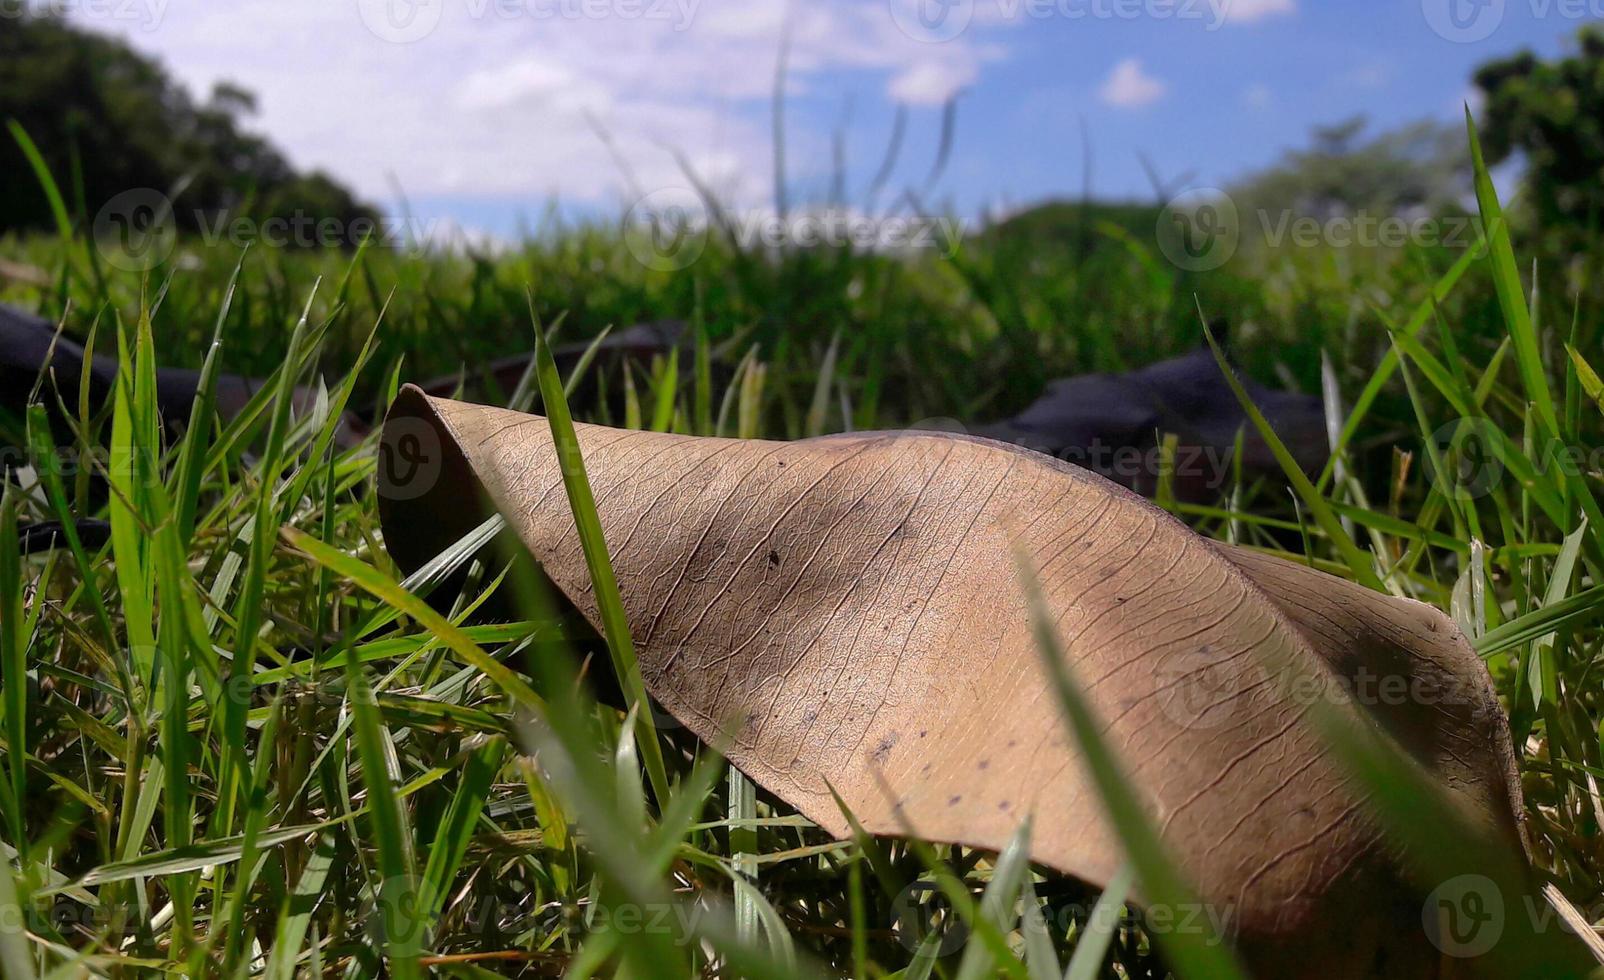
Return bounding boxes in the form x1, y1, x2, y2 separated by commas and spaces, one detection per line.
0, 13, 377, 240
1229, 28, 1604, 248
1475, 25, 1604, 243
1231, 117, 1470, 223
979, 200, 1163, 253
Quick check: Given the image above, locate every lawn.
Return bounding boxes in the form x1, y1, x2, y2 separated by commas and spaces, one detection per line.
0, 129, 1602, 978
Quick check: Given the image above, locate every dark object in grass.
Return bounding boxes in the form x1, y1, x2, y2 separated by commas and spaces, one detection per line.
4, 301, 1321, 516
17, 519, 111, 555
415, 317, 1325, 504
1, 305, 684, 554
411, 319, 691, 409
977, 329, 1328, 500
0, 303, 366, 447
2, 303, 366, 550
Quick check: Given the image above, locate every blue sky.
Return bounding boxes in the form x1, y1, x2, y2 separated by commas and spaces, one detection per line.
62, 0, 1603, 241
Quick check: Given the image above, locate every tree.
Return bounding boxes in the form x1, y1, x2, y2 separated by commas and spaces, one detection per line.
0, 12, 376, 242
1474, 26, 1604, 245
1231, 116, 1470, 223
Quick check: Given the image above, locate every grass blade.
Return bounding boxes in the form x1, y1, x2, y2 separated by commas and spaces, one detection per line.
0, 491, 27, 853
346, 661, 423, 978
1466, 108, 1559, 442
1064, 865, 1134, 980
1016, 554, 1249, 979
529, 306, 672, 807
955, 818, 1034, 980
263, 834, 337, 980
1200, 315, 1382, 591
0, 842, 36, 980
1476, 584, 1604, 658
7, 121, 73, 245
285, 529, 547, 714
418, 737, 505, 926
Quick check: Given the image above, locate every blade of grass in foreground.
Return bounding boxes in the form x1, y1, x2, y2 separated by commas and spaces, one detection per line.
63, 763, 457, 893
954, 818, 1034, 980
1317, 237, 1486, 492
7, 121, 74, 246
417, 736, 505, 928
217, 693, 286, 973
1303, 671, 1600, 977
650, 341, 679, 433
347, 661, 423, 978
1016, 554, 1249, 979
0, 491, 27, 855
729, 762, 760, 946
108, 317, 157, 685
529, 303, 672, 808
0, 839, 35, 980
857, 770, 1030, 979
284, 529, 547, 715
522, 713, 806, 979
1064, 864, 1135, 980
262, 834, 336, 980
1466, 108, 1558, 443
171, 252, 243, 545
1018, 877, 1061, 980
71, 820, 344, 888
150, 456, 207, 953
1200, 315, 1382, 592
1475, 583, 1604, 658
217, 287, 317, 846
1466, 108, 1604, 565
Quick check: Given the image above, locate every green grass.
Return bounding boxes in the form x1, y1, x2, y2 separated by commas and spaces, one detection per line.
1, 138, 1604, 976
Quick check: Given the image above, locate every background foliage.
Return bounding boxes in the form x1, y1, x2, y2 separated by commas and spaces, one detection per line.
0, 13, 376, 240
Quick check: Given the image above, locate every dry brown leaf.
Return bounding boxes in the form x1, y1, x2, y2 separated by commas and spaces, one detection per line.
377, 386, 1545, 978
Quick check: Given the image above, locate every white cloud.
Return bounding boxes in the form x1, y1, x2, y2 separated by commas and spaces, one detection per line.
1216, 0, 1295, 24
1099, 58, 1165, 109
1243, 83, 1273, 109
1340, 62, 1392, 90
456, 58, 603, 113
61, 0, 1003, 211
888, 59, 976, 106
